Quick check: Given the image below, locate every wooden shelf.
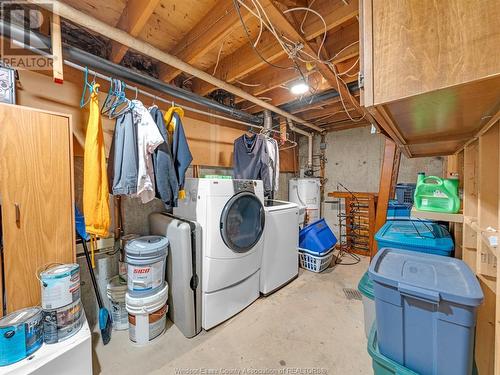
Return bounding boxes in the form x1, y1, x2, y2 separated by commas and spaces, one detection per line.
410, 207, 464, 223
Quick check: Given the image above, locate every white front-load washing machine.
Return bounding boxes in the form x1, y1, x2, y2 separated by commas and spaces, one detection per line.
174, 178, 265, 329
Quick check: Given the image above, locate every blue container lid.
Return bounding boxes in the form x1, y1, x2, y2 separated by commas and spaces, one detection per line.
375, 220, 453, 252
369, 248, 484, 307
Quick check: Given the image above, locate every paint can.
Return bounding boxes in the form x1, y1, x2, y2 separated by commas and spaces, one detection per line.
43, 300, 84, 344
125, 236, 168, 295
126, 283, 168, 345
40, 264, 81, 310
0, 307, 44, 366
107, 276, 129, 331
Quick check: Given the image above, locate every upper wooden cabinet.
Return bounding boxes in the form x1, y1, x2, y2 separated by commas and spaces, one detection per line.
360, 0, 500, 157
0, 104, 75, 314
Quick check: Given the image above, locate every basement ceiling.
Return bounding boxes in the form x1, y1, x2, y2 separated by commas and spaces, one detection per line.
49, 0, 367, 132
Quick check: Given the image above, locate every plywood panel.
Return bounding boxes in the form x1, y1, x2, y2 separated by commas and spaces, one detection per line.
477, 123, 499, 279
0, 104, 75, 313
139, 0, 218, 52
476, 277, 497, 375
372, 0, 500, 104
60, 0, 126, 26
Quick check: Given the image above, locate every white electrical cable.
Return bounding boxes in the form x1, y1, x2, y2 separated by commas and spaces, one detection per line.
212, 38, 226, 76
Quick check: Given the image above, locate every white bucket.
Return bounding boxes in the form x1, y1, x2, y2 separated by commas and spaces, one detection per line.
107, 276, 129, 331
126, 283, 168, 345
125, 236, 169, 295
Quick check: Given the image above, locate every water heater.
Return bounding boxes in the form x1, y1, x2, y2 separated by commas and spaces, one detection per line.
288, 178, 321, 227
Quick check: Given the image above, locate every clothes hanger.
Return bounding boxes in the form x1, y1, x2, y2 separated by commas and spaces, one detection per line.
80, 67, 97, 108
101, 78, 118, 115
109, 81, 133, 119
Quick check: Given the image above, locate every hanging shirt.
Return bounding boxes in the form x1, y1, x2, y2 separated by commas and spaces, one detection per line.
133, 100, 164, 204
233, 133, 271, 195
149, 106, 179, 209
164, 106, 193, 202
266, 137, 280, 192
107, 109, 138, 195
83, 83, 111, 237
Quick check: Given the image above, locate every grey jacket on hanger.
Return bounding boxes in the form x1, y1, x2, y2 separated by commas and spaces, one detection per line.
150, 106, 179, 209
233, 133, 272, 195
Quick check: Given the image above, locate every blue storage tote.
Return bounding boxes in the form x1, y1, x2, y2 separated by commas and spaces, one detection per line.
395, 183, 416, 204
375, 219, 453, 256
387, 200, 411, 219
299, 218, 337, 255
369, 248, 484, 375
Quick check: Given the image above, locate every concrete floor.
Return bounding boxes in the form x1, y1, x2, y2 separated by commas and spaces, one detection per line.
92, 255, 372, 375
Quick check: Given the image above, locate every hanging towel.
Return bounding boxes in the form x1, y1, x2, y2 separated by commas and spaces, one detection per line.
164, 106, 193, 202
133, 100, 164, 204
265, 137, 280, 192
107, 109, 138, 195
233, 133, 272, 195
149, 106, 179, 209
83, 83, 111, 237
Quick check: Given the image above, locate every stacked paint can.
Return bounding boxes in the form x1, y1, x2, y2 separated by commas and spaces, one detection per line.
124, 235, 169, 345
0, 307, 44, 366
40, 264, 84, 344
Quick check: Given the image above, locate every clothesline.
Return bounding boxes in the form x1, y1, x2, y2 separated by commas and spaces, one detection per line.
65, 60, 281, 135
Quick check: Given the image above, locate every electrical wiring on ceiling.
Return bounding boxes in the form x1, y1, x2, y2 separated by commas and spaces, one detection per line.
232, 0, 363, 123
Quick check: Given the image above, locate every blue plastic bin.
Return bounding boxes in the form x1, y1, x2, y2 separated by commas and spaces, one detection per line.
386, 200, 411, 219
395, 183, 416, 204
299, 218, 337, 255
369, 248, 483, 375
375, 219, 453, 256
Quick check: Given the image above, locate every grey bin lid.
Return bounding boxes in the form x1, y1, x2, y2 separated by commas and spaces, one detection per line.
369, 248, 484, 307
125, 235, 169, 257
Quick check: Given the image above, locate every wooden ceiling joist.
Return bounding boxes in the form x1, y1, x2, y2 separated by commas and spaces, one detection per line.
255, 0, 364, 115
158, 0, 252, 83
33, 0, 324, 132
109, 0, 161, 63
191, 0, 359, 97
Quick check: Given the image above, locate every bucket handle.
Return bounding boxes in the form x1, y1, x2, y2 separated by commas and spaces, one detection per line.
421, 176, 443, 186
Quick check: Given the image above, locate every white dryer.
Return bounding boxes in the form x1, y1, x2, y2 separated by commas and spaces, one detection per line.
261, 200, 299, 295
174, 178, 265, 329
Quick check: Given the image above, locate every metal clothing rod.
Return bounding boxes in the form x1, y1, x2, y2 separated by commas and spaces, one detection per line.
0, 19, 264, 126
64, 60, 280, 134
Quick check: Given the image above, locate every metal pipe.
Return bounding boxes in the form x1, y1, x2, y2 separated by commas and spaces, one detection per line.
0, 19, 263, 125
263, 110, 272, 130
280, 82, 359, 113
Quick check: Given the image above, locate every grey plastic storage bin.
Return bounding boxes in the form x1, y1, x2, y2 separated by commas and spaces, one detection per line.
369, 248, 483, 375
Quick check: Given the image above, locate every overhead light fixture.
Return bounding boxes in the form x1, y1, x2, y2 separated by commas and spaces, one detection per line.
290, 79, 309, 95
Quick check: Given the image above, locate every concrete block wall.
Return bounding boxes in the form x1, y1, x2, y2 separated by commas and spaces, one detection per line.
298, 126, 445, 237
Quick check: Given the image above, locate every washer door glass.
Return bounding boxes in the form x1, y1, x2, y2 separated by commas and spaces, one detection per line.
220, 192, 265, 253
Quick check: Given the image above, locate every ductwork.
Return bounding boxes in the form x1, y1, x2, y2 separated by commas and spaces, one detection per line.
263, 110, 273, 131
287, 119, 313, 170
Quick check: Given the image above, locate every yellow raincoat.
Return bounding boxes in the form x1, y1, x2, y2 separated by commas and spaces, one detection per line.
83, 83, 111, 237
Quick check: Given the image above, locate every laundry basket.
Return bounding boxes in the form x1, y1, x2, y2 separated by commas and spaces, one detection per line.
299, 248, 334, 273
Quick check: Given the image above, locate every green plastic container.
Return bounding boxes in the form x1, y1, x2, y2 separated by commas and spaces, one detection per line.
368, 326, 418, 375
358, 272, 375, 339
413, 173, 460, 213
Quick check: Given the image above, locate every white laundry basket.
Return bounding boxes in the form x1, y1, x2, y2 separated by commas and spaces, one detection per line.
298, 248, 334, 273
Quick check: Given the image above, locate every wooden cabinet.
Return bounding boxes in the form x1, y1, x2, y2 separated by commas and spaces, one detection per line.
360, 0, 500, 157
0, 104, 75, 314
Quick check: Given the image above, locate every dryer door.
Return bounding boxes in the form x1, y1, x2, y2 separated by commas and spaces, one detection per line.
220, 192, 265, 253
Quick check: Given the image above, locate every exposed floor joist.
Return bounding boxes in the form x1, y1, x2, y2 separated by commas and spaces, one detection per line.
109, 0, 160, 63
191, 0, 359, 97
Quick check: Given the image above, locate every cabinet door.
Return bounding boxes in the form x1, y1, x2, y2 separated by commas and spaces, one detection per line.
0, 104, 75, 313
